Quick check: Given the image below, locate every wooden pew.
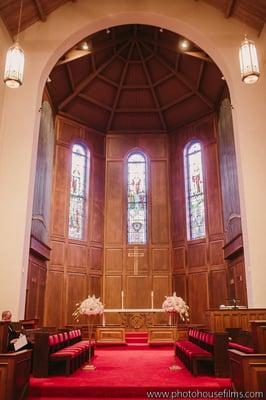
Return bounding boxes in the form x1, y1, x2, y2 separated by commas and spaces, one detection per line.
0, 349, 32, 400
228, 320, 266, 395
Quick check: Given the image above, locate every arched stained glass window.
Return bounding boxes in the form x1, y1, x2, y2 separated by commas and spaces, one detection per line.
127, 152, 147, 244
68, 143, 89, 240
184, 141, 206, 240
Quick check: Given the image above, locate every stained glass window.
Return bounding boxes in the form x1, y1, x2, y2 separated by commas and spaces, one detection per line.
127, 152, 147, 244
184, 142, 206, 240
68, 144, 89, 240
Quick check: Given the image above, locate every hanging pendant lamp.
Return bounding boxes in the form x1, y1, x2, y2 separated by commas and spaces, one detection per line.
239, 35, 260, 84
4, 0, 25, 88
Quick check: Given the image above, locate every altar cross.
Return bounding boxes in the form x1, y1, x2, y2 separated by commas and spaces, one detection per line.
128, 246, 144, 275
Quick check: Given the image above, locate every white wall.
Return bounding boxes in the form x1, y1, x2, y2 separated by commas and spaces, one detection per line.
0, 0, 265, 319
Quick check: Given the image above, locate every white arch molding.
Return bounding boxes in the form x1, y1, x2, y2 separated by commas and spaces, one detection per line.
0, 0, 265, 318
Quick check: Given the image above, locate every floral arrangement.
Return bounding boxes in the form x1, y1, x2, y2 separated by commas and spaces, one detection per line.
162, 292, 189, 322
73, 295, 104, 321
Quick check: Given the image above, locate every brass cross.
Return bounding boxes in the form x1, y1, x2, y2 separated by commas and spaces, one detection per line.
128, 246, 144, 275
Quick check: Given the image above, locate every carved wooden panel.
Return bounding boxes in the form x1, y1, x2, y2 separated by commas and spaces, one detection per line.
187, 242, 207, 267
50, 240, 65, 266
209, 269, 228, 309
209, 240, 224, 266
151, 161, 169, 244
126, 277, 150, 309
172, 247, 186, 271
90, 247, 103, 272
188, 272, 208, 323
68, 243, 87, 268
152, 248, 170, 272
126, 247, 149, 275
65, 273, 87, 324
105, 248, 123, 273
45, 271, 64, 327
105, 161, 123, 244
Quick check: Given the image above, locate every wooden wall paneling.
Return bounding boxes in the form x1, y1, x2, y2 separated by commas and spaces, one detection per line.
151, 160, 170, 244
25, 260, 39, 320
172, 246, 186, 272
172, 274, 187, 301
105, 248, 123, 273
138, 135, 167, 158
65, 273, 87, 324
169, 134, 186, 243
57, 118, 81, 145
90, 156, 105, 244
188, 272, 208, 324
45, 271, 64, 327
106, 135, 137, 159
37, 267, 47, 326
50, 240, 65, 267
152, 248, 170, 273
187, 242, 207, 268
104, 276, 122, 324
204, 141, 224, 236
209, 240, 224, 266
153, 275, 170, 324
126, 247, 149, 275
209, 269, 228, 309
51, 144, 69, 237
90, 275, 102, 298
67, 243, 87, 268
126, 276, 150, 309
90, 246, 103, 273
105, 161, 124, 244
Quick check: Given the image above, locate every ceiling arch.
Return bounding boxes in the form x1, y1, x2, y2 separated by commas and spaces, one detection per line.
47, 24, 225, 133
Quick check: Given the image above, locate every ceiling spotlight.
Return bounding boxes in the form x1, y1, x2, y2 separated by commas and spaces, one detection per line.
179, 38, 190, 51
80, 41, 89, 51
106, 28, 111, 34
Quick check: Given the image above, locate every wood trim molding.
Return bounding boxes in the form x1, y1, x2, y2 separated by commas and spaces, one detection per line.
223, 233, 243, 259
30, 235, 51, 261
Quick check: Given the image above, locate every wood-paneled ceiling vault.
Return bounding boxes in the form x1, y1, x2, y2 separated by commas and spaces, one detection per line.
1, 1, 265, 133
47, 24, 226, 132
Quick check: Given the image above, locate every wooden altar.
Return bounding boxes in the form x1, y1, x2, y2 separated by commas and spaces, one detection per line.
206, 309, 266, 332
102, 309, 168, 330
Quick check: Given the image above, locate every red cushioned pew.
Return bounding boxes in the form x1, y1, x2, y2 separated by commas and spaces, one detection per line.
175, 328, 229, 377
33, 329, 94, 377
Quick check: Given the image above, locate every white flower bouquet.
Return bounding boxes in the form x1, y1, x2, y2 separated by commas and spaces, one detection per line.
162, 292, 189, 322
73, 295, 104, 321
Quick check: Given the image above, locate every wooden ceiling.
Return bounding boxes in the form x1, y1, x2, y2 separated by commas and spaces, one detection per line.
47, 24, 225, 133
0, 0, 265, 38
1, 1, 265, 133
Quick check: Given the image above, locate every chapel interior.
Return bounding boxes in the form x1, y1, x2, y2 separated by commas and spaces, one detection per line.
0, 0, 266, 399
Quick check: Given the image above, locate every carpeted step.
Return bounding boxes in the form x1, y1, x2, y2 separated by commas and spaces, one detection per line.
126, 337, 147, 343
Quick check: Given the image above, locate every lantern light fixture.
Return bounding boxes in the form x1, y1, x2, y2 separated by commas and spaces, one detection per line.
239, 35, 260, 84
4, 0, 25, 88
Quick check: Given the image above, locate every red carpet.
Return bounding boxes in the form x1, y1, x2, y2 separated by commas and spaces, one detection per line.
29, 347, 231, 399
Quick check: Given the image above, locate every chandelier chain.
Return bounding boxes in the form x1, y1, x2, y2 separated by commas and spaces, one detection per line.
16, 0, 23, 42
